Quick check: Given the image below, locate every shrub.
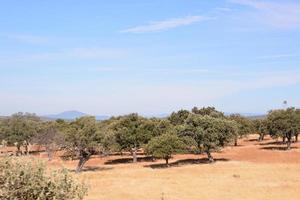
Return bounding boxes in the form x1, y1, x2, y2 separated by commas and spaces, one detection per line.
0, 157, 87, 200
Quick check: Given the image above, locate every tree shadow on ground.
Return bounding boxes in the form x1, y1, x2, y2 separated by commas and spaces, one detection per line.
259, 141, 286, 146
247, 139, 259, 142
104, 156, 154, 165
144, 158, 230, 169
68, 166, 113, 172
260, 146, 298, 151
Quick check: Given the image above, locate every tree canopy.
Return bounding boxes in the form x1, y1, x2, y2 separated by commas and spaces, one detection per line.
229, 114, 254, 146
192, 106, 225, 118
179, 114, 238, 162
65, 116, 101, 172
1, 112, 41, 155
145, 133, 185, 166
266, 108, 300, 150
112, 114, 159, 162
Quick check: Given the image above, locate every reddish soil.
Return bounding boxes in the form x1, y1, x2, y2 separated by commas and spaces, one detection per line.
45, 134, 300, 170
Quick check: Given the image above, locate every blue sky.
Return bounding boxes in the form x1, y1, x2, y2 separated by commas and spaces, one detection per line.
1, 0, 300, 116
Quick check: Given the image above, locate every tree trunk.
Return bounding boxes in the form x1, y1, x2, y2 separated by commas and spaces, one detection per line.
295, 134, 298, 143
206, 151, 214, 163
234, 137, 238, 146
76, 150, 91, 173
132, 147, 137, 163
287, 140, 291, 150
76, 157, 88, 173
151, 155, 155, 162
282, 136, 286, 143
24, 144, 29, 156
165, 157, 169, 167
259, 133, 264, 141
286, 134, 292, 150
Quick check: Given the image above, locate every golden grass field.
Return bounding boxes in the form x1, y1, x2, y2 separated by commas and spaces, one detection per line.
8, 134, 300, 200
42, 135, 300, 200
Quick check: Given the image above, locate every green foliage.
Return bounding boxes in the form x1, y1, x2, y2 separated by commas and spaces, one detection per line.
2, 112, 41, 146
191, 106, 225, 118
97, 120, 121, 154
267, 108, 300, 138
32, 121, 65, 160
155, 119, 173, 135
113, 114, 157, 151
253, 119, 269, 141
168, 110, 190, 126
0, 119, 5, 142
65, 116, 101, 172
181, 114, 237, 161
229, 114, 254, 145
1, 106, 298, 174
66, 116, 100, 150
0, 158, 87, 200
112, 114, 163, 162
145, 134, 185, 165
266, 108, 300, 149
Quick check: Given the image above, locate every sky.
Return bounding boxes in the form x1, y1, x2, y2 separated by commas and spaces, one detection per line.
0, 0, 300, 116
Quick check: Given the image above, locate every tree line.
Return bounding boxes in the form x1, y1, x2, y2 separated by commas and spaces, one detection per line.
0, 106, 299, 172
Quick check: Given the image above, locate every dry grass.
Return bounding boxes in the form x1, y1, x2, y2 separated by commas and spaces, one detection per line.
80, 162, 300, 200
5, 135, 300, 200
68, 135, 300, 200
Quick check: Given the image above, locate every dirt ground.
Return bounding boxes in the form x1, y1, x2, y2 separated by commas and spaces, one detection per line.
3, 134, 300, 200
43, 135, 300, 200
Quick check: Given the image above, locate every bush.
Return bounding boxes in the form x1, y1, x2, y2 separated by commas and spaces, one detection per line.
0, 158, 87, 200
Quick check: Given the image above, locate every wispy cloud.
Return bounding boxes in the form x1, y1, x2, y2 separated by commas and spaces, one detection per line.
230, 0, 300, 29
121, 15, 210, 33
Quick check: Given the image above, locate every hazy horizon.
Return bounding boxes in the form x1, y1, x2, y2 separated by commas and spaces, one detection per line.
1, 0, 300, 116
0, 108, 279, 118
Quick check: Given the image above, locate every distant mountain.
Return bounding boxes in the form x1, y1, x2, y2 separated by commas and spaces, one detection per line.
45, 111, 86, 120
44, 111, 110, 121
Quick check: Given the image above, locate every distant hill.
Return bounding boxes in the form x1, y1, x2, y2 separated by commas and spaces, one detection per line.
2, 111, 266, 121
44, 111, 110, 121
